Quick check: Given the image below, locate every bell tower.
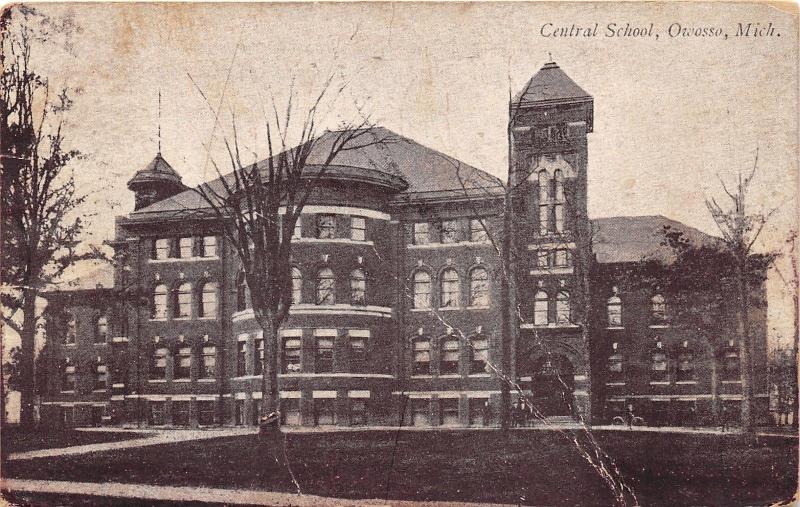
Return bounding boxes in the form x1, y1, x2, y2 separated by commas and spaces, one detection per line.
127, 153, 187, 211
509, 60, 594, 421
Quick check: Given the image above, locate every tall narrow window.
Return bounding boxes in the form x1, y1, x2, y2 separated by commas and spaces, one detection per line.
236, 340, 247, 376
178, 237, 194, 258
440, 268, 460, 308
554, 204, 565, 233
440, 337, 460, 375
236, 272, 248, 311
175, 346, 192, 380
608, 345, 623, 378
291, 267, 303, 304
469, 219, 488, 242
651, 346, 668, 381
254, 338, 264, 376
150, 347, 168, 380
469, 267, 490, 307
536, 250, 549, 269
317, 215, 336, 239
607, 295, 623, 327
412, 222, 429, 245
554, 169, 565, 202
412, 338, 431, 375
153, 238, 170, 260
95, 316, 108, 343
538, 171, 550, 202
413, 271, 431, 309
316, 268, 335, 305
651, 294, 667, 324
470, 336, 489, 374
282, 338, 302, 373
63, 363, 76, 391
65, 314, 77, 344
349, 334, 367, 373
723, 344, 740, 380
199, 282, 218, 318
539, 205, 550, 234
534, 290, 549, 326
555, 250, 571, 268
94, 363, 108, 390
676, 346, 694, 382
201, 236, 217, 257
152, 285, 168, 319
350, 269, 366, 305
350, 216, 366, 241
176, 283, 192, 318
556, 291, 571, 324
201, 345, 216, 379
440, 220, 459, 244
316, 337, 334, 373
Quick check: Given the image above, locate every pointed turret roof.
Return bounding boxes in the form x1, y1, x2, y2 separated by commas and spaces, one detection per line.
513, 61, 592, 106
127, 153, 183, 188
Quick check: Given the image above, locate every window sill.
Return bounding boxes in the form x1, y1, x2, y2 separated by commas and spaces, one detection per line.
231, 375, 260, 380
649, 324, 670, 329
605, 382, 626, 386
649, 381, 670, 385
468, 373, 492, 378
197, 316, 217, 321
149, 256, 219, 263
198, 378, 217, 383
466, 305, 491, 310
437, 307, 462, 311
173, 379, 192, 383
529, 267, 574, 276
112, 383, 125, 388
149, 318, 168, 322
520, 323, 580, 329
606, 326, 625, 330
93, 342, 108, 346
410, 307, 433, 312
65, 343, 77, 347
408, 240, 492, 249
411, 374, 434, 379
92, 389, 108, 393
172, 317, 191, 321
439, 374, 460, 378
148, 379, 167, 383
721, 380, 742, 384
293, 238, 374, 247
60, 390, 75, 394
675, 380, 697, 385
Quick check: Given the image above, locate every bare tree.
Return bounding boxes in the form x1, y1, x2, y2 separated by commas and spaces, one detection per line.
0, 6, 93, 428
705, 148, 780, 429
189, 81, 392, 436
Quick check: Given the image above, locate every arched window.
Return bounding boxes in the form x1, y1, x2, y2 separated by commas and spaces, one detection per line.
534, 290, 549, 326
95, 316, 109, 343
556, 291, 571, 324
607, 295, 622, 327
469, 267, 490, 307
440, 337, 460, 375
152, 285, 168, 319
554, 169, 565, 202
412, 338, 431, 375
291, 267, 303, 305
199, 281, 218, 318
440, 268, 460, 308
175, 283, 192, 318
236, 272, 248, 311
651, 294, 667, 324
316, 268, 335, 305
413, 271, 431, 309
469, 336, 489, 374
350, 269, 366, 305
538, 171, 550, 202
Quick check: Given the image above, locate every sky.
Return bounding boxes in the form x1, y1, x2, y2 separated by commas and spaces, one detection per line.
11, 2, 799, 349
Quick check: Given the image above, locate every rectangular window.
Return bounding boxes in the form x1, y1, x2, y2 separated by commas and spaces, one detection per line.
440, 339, 460, 375
539, 205, 550, 234
154, 238, 170, 260
536, 250, 549, 269
237, 341, 247, 376
412, 222, 429, 245
677, 352, 694, 382
149, 401, 166, 426
314, 398, 336, 426
282, 338, 302, 373
317, 215, 336, 239
253, 339, 264, 376
469, 398, 489, 426
554, 204, 565, 233
292, 217, 302, 239
95, 317, 109, 343
555, 250, 571, 267
350, 216, 366, 241
316, 337, 334, 373
411, 399, 430, 426
251, 399, 262, 426
175, 346, 191, 380
201, 346, 216, 378
178, 237, 194, 258
235, 400, 245, 425
350, 399, 367, 426
172, 401, 190, 426
412, 340, 431, 375
198, 401, 216, 425
66, 316, 77, 344
281, 398, 301, 425
469, 219, 488, 242
177, 289, 191, 318
440, 220, 459, 244
470, 338, 489, 374
440, 398, 460, 426
150, 347, 168, 380
63, 365, 76, 391
94, 364, 108, 390
349, 335, 367, 373
201, 236, 217, 257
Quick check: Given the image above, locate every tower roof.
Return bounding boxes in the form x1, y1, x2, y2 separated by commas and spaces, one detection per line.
513, 61, 592, 106
127, 153, 183, 188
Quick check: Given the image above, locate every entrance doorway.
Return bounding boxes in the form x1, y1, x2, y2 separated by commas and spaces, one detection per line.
530, 355, 575, 417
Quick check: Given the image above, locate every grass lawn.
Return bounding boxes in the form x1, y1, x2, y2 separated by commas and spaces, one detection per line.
2, 427, 149, 454
5, 429, 797, 506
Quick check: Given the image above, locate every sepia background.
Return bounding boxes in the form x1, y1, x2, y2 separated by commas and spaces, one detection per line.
5, 1, 798, 417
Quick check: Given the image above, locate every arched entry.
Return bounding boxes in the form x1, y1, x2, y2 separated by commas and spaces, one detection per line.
528, 355, 575, 417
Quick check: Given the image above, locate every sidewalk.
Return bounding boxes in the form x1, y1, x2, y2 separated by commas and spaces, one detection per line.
1, 479, 516, 507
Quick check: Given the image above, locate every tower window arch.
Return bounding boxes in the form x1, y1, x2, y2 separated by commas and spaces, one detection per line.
350, 269, 366, 305
469, 267, 490, 307
316, 268, 335, 305
534, 290, 549, 326
440, 268, 461, 308
412, 271, 431, 309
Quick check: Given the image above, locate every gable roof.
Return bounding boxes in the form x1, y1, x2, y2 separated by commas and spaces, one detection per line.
128, 127, 504, 218
514, 62, 592, 106
591, 215, 719, 264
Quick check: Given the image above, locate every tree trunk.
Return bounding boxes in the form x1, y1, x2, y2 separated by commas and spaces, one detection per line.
19, 288, 37, 428
735, 258, 753, 430
499, 191, 512, 432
